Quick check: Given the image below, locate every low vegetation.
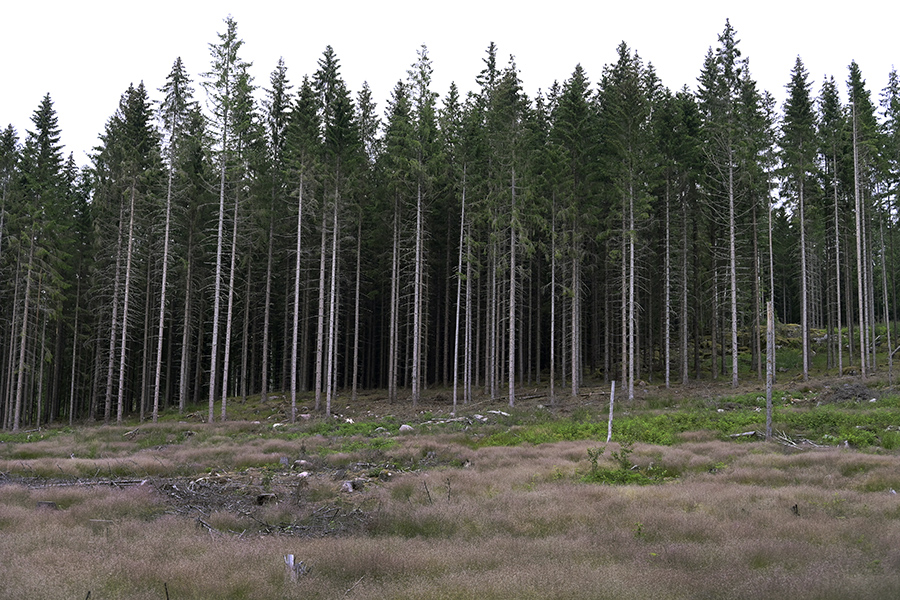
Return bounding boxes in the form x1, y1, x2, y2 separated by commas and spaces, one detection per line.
3, 379, 900, 599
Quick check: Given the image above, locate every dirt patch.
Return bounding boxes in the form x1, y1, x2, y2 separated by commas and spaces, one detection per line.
1, 461, 387, 537
818, 382, 879, 404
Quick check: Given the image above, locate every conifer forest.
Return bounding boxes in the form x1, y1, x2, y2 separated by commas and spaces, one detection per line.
2, 18, 900, 430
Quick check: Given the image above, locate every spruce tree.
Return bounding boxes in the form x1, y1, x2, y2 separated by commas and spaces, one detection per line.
697, 20, 756, 387
154, 57, 195, 421
818, 76, 847, 373
285, 76, 320, 418
847, 61, 879, 375
551, 63, 597, 398
14, 95, 66, 430
780, 56, 818, 381
202, 15, 251, 421
260, 57, 292, 406
598, 43, 656, 400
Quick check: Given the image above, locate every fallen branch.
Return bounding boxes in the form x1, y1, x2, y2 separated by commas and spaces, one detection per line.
345, 575, 365, 595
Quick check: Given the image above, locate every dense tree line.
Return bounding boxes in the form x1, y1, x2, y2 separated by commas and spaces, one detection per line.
2, 19, 900, 429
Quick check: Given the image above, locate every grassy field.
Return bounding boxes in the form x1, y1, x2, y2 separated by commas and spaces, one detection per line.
3, 377, 900, 599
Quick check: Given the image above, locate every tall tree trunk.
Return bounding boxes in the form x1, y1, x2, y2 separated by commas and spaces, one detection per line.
681, 195, 689, 385
140, 263, 152, 421
620, 211, 627, 395
178, 232, 193, 413
209, 123, 228, 422
105, 203, 125, 424
387, 197, 399, 403
241, 259, 251, 401
549, 203, 557, 405
728, 160, 739, 388
664, 181, 671, 389
220, 187, 240, 421
852, 101, 867, 378
351, 216, 362, 402
261, 217, 274, 402
412, 183, 423, 406
508, 170, 517, 408
752, 199, 762, 379
153, 123, 176, 422
68, 278, 81, 426
572, 253, 580, 398
314, 210, 328, 410
116, 182, 138, 423
12, 242, 35, 432
880, 212, 893, 383
800, 176, 809, 381
768, 189, 776, 379
325, 195, 340, 417
464, 229, 473, 405
628, 185, 636, 401
452, 176, 466, 413
290, 178, 304, 423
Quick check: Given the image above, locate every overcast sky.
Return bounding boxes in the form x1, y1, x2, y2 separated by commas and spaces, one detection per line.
2, 1, 895, 166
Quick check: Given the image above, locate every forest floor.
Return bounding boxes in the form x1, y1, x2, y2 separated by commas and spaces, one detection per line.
3, 365, 900, 599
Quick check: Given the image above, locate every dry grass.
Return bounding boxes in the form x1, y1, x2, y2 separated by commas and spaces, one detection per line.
4, 392, 900, 599
3, 433, 900, 599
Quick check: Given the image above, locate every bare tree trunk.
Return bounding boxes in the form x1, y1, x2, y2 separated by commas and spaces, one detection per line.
412, 183, 423, 406
220, 187, 241, 421
290, 178, 304, 423
12, 243, 34, 431
628, 185, 636, 401
351, 216, 362, 402
35, 296, 47, 428
116, 183, 138, 423
261, 217, 274, 403
178, 234, 193, 413
681, 195, 689, 385
572, 253, 580, 398
664, 181, 671, 389
766, 301, 774, 441
153, 122, 176, 422
105, 203, 125, 424
89, 315, 102, 421
768, 189, 776, 379
852, 101, 867, 378
752, 200, 762, 380
550, 204, 557, 405
68, 278, 81, 426
314, 210, 328, 411
880, 211, 893, 383
209, 126, 228, 422
241, 259, 251, 401
620, 211, 627, 395
324, 196, 340, 417
388, 196, 400, 403
728, 161, 739, 388
508, 169, 516, 408
300, 279, 311, 392
488, 257, 496, 398
452, 176, 466, 413
800, 176, 809, 381
712, 250, 719, 380
865, 198, 877, 371
140, 264, 152, 421
464, 230, 473, 405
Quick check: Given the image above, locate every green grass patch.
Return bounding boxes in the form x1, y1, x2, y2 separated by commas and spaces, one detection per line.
581, 444, 678, 485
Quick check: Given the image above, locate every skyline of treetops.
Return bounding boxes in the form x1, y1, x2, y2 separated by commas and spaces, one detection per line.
1, 17, 899, 430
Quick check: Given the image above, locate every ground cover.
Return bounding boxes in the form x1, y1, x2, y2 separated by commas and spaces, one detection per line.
3, 377, 900, 599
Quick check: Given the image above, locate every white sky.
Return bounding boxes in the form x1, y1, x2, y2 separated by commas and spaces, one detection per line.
1, 1, 896, 166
